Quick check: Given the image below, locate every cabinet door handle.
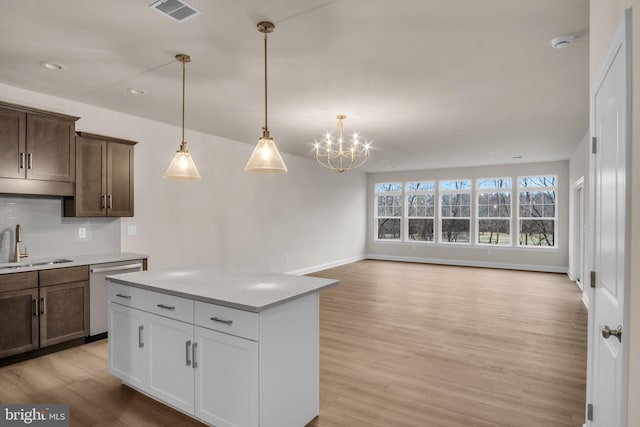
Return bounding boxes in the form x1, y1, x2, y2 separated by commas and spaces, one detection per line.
108, 195, 113, 209
102, 195, 107, 209
157, 304, 175, 310
186, 340, 192, 366
19, 153, 25, 169
116, 294, 131, 299
32, 298, 37, 316
27, 153, 33, 170
192, 342, 198, 369
138, 325, 144, 348
39, 297, 45, 315
210, 316, 233, 325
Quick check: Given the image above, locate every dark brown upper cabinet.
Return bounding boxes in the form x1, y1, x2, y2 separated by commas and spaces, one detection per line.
64, 132, 136, 217
0, 102, 78, 196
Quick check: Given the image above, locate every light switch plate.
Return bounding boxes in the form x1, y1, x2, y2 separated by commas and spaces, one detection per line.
128, 225, 137, 236
78, 227, 87, 239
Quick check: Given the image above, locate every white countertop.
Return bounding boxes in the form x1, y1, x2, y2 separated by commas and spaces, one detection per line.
0, 252, 148, 275
106, 264, 339, 312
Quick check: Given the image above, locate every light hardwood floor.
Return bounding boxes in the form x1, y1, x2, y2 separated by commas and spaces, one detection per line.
0, 260, 587, 427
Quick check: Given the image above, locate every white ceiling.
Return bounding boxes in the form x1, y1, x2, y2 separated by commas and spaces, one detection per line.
0, 0, 589, 173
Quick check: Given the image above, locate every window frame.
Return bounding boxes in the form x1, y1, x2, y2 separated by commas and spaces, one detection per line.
476, 177, 512, 246
374, 182, 403, 241
405, 181, 436, 243
438, 179, 472, 245
516, 175, 558, 248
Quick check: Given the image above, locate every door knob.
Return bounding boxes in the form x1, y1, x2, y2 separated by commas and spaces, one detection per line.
601, 325, 622, 342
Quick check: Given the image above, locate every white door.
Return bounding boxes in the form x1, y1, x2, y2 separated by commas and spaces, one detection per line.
589, 9, 631, 427
147, 313, 195, 414
108, 303, 147, 390
194, 326, 259, 427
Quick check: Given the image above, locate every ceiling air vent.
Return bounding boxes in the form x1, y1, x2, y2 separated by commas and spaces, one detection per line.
149, 0, 201, 23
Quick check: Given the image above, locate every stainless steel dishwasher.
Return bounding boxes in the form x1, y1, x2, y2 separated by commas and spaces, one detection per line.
88, 260, 143, 340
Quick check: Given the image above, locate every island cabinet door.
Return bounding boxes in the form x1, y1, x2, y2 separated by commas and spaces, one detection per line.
194, 326, 259, 427
147, 313, 195, 414
108, 302, 147, 390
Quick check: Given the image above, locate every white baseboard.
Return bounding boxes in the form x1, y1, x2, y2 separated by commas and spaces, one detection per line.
567, 269, 576, 281
364, 253, 568, 273
286, 255, 366, 276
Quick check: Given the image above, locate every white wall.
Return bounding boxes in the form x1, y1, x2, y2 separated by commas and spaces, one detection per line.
568, 132, 590, 304
0, 83, 367, 274
366, 161, 570, 272
589, 1, 639, 425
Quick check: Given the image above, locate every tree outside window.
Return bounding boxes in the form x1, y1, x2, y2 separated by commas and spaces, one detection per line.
477, 178, 512, 245
375, 183, 402, 240
440, 180, 471, 243
406, 181, 435, 242
518, 176, 557, 247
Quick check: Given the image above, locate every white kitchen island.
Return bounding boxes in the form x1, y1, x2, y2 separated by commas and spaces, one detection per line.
106, 265, 338, 427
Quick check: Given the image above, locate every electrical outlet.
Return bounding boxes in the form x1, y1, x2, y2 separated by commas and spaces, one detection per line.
78, 227, 87, 239
128, 225, 137, 236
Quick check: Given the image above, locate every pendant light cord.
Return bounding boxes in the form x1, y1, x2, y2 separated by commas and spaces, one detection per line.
264, 32, 268, 132
182, 58, 186, 143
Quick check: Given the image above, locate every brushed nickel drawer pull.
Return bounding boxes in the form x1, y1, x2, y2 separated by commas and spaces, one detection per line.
157, 304, 176, 310
210, 316, 233, 325
116, 294, 131, 299
32, 298, 37, 316
108, 195, 113, 209
138, 325, 144, 348
40, 297, 45, 315
27, 153, 33, 170
19, 153, 24, 169
186, 340, 192, 366
102, 195, 107, 209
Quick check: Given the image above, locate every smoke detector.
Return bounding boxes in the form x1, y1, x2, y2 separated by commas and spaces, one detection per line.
551, 35, 575, 49
149, 0, 201, 22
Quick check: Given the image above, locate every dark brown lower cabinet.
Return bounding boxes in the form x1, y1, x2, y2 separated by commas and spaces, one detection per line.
39, 281, 89, 347
0, 266, 88, 360
0, 287, 39, 358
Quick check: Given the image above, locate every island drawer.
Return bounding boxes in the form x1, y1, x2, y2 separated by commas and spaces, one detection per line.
109, 283, 146, 310
195, 301, 259, 341
146, 291, 194, 323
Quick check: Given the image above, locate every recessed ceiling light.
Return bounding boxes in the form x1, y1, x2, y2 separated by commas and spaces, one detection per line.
127, 88, 146, 95
40, 61, 66, 70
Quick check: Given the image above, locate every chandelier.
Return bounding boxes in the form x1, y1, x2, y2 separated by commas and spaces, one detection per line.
314, 115, 369, 173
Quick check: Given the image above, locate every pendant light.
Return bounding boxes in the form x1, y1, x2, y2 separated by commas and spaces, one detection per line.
244, 21, 288, 174
164, 54, 201, 180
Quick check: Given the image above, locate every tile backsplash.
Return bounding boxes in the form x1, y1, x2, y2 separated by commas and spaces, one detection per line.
0, 196, 120, 262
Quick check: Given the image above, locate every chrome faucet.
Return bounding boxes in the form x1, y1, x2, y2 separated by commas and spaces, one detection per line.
13, 224, 28, 262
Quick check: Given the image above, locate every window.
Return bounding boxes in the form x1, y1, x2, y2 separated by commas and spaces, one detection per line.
375, 183, 402, 240
518, 176, 557, 247
439, 180, 471, 243
406, 181, 435, 242
477, 178, 512, 245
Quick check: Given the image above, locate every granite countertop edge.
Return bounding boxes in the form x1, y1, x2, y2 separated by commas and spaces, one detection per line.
107, 273, 339, 313
0, 252, 148, 275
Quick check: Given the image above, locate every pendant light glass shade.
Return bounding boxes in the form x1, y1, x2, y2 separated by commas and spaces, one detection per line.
245, 131, 288, 173
245, 21, 287, 174
164, 141, 201, 180
164, 54, 201, 181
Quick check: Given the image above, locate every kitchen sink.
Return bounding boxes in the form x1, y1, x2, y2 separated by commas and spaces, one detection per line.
0, 259, 73, 270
